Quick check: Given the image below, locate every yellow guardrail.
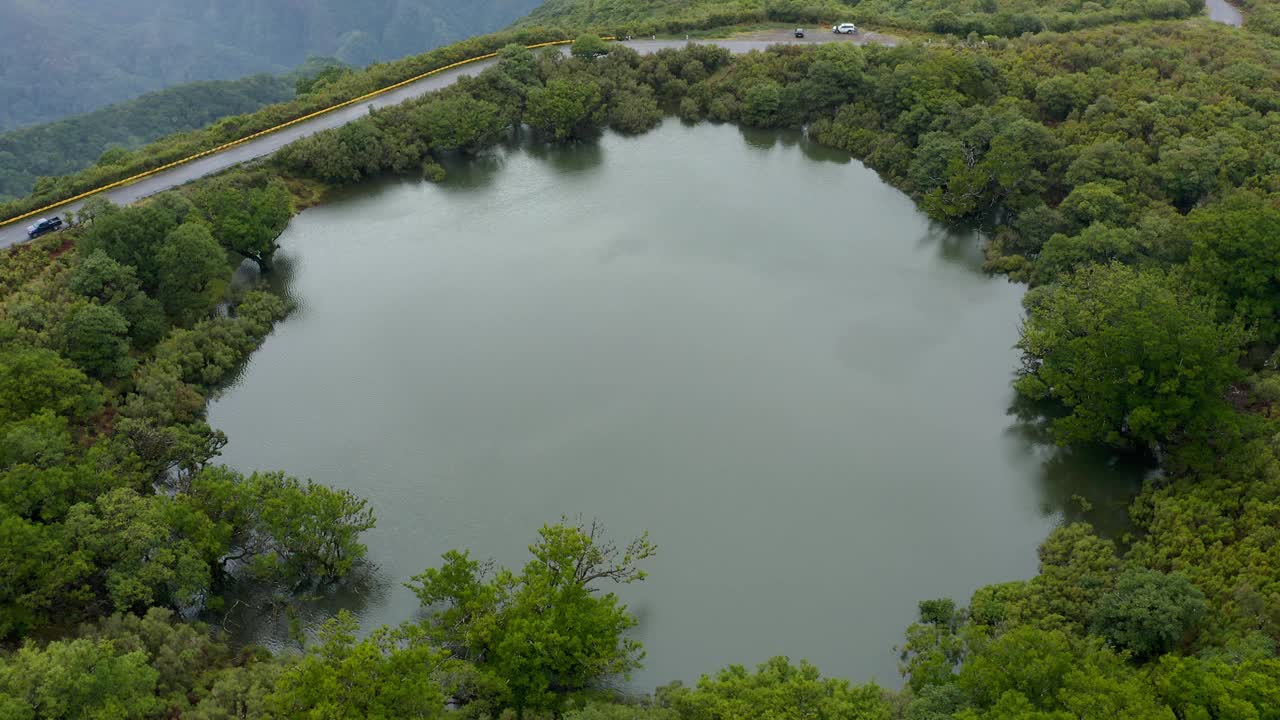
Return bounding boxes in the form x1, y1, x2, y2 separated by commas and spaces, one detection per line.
1, 37, 602, 230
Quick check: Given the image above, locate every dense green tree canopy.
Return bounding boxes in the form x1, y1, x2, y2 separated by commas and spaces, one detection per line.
1090, 568, 1206, 660
1186, 192, 1280, 339
526, 77, 609, 141
191, 178, 293, 271
1016, 263, 1246, 448
267, 613, 445, 719
409, 519, 654, 715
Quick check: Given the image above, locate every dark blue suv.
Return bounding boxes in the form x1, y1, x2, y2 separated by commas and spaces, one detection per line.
25, 216, 63, 239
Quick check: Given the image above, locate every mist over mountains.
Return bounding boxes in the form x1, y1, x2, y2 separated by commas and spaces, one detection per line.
0, 0, 542, 131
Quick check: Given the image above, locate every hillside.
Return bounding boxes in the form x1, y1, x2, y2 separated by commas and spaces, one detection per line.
520, 0, 1204, 34
0, 0, 542, 132
0, 72, 302, 202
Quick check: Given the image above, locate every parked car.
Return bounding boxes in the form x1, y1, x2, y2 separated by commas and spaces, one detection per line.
833, 22, 858, 34
25, 216, 63, 239
795, 27, 805, 38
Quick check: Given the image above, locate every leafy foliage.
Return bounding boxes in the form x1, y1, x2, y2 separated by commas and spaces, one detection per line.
521, 0, 1202, 38
666, 656, 891, 720
267, 612, 445, 719
408, 519, 655, 715
1016, 263, 1246, 448
1090, 568, 1206, 660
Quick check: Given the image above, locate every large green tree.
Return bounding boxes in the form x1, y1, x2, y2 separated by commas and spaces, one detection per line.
408, 518, 654, 716
1016, 263, 1246, 448
187, 467, 375, 586
79, 205, 178, 292
60, 303, 133, 379
525, 77, 607, 142
417, 95, 507, 154
1186, 191, 1280, 340
191, 178, 294, 271
1089, 568, 1206, 660
268, 612, 445, 719
0, 345, 103, 426
667, 656, 891, 720
0, 637, 160, 719
156, 223, 228, 325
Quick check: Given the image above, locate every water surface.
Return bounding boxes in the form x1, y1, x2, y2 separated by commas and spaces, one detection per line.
1206, 0, 1244, 26
210, 121, 1140, 688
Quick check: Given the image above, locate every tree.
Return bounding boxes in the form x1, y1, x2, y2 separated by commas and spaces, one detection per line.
0, 346, 103, 426
70, 250, 143, 304
61, 303, 133, 379
739, 81, 786, 128
1016, 263, 1246, 447
1153, 653, 1280, 719
1033, 224, 1139, 285
804, 43, 867, 112
667, 657, 891, 720
191, 178, 293, 271
250, 471, 376, 583
1186, 192, 1280, 340
186, 467, 375, 586
899, 598, 967, 692
0, 510, 90, 638
956, 627, 1167, 718
0, 637, 160, 719
1034, 74, 1091, 121
267, 612, 445, 719
416, 95, 506, 154
607, 84, 662, 134
1156, 136, 1220, 209
1057, 182, 1129, 230
71, 248, 168, 347
79, 608, 233, 702
1090, 568, 1206, 660
525, 77, 607, 142
1064, 140, 1148, 189
571, 33, 610, 60
0, 410, 72, 470
156, 223, 228, 325
79, 204, 179, 291
63, 488, 218, 613
408, 518, 655, 716
1021, 523, 1119, 630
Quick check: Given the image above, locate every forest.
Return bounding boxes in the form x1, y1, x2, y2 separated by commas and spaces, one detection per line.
0, 0, 543, 132
520, 0, 1206, 37
3, 4, 1280, 719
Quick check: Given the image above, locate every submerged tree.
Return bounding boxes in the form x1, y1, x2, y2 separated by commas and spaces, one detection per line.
408, 517, 655, 716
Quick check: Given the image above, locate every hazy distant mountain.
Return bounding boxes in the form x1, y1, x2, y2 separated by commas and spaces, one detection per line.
0, 0, 543, 132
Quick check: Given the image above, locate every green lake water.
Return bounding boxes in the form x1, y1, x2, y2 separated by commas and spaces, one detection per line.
208, 120, 1144, 689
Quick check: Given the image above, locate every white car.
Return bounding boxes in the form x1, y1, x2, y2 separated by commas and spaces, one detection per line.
833, 23, 858, 34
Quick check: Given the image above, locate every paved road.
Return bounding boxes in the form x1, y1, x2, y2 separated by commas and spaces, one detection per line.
0, 40, 815, 248
1205, 0, 1244, 27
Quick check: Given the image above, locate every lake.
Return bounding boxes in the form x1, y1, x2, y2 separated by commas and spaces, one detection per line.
208, 120, 1143, 689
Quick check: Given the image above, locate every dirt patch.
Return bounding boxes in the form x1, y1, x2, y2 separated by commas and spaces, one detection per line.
732, 26, 901, 47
